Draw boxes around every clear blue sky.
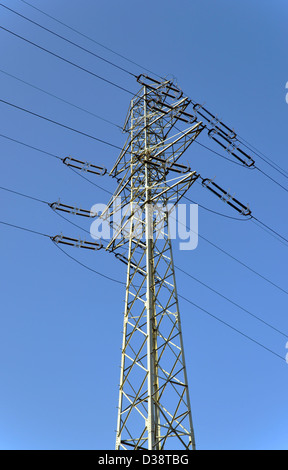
[0,0,287,450]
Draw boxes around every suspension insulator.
[51,234,103,250]
[208,129,255,167]
[193,103,236,140]
[63,156,107,175]
[136,74,183,100]
[201,178,251,216]
[49,200,93,218]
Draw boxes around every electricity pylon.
[46,70,253,449]
[101,75,205,450]
[49,74,252,449]
[50,74,252,450]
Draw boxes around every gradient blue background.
[0,0,287,450]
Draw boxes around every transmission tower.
[43,67,252,449]
[101,75,205,450]
[48,74,251,449]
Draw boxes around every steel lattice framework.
[102,75,205,450]
[46,72,253,450]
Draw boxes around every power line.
[2,168,287,299]
[1,184,286,361]
[185,165,287,247]
[171,91,288,187]
[195,176,288,246]
[0,129,251,204]
[0,86,244,171]
[2,180,284,317]
[19,0,273,197]
[54,197,288,338]
[178,293,285,363]
[0,72,248,171]
[9,65,277,184]
[183,194,252,222]
[0,183,111,245]
[3,2,286,440]
[47,202,288,338]
[0,133,114,195]
[4,29,276,182]
[170,206,288,296]
[194,138,252,168]
[252,215,288,246]
[255,166,288,194]
[1,217,283,363]
[56,180,287,339]
[4,8,286,192]
[6,115,279,250]
[0,183,93,235]
[238,136,288,180]
[0,77,256,215]
[52,209,91,237]
[52,241,126,285]
[1,131,287,296]
[4,180,280,338]
[0,98,122,149]
[0,68,122,130]
[0,184,48,204]
[0,132,61,160]
[0,4,136,78]
[67,167,113,195]
[0,215,124,285]
[0,25,134,96]
[177,88,288,181]
[17,0,163,80]
[2,19,283,189]
[55,240,287,362]
[0,183,104,244]
[0,219,50,238]
[161,96,288,195]
[158,108,249,170]
[0,186,90,235]
[49,191,269,337]
[16,0,287,184]
[0,120,286,283]
[251,218,288,248]
[197,229,288,295]
[175,265,288,338]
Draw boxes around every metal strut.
[135,75,256,168]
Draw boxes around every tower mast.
[103,75,204,450]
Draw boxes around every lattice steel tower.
[102,75,205,450]
[49,73,252,449]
